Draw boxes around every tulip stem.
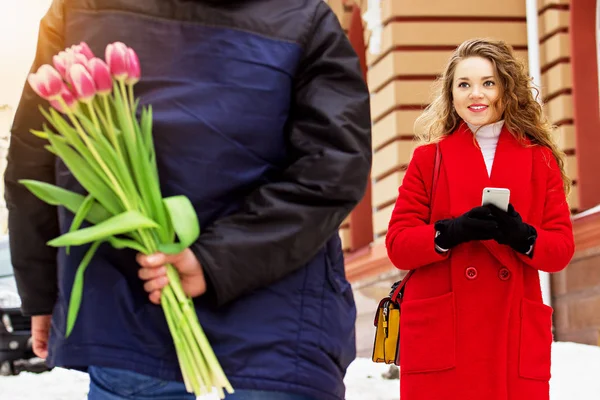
[86,102,100,134]
[118,80,137,141]
[127,84,135,112]
[100,95,125,169]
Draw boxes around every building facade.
[329,0,600,356]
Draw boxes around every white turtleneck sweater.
[467,119,504,176]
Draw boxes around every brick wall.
[553,210,600,345]
[538,0,579,211]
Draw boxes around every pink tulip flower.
[53,49,88,83]
[73,42,94,60]
[125,47,141,85]
[105,42,129,80]
[52,52,68,80]
[69,63,97,102]
[88,58,113,95]
[73,52,89,68]
[50,84,78,114]
[28,65,64,100]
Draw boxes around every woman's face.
[451,56,504,126]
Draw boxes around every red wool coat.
[386,123,575,400]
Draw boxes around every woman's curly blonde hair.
[414,38,571,195]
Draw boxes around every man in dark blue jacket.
[5,0,371,399]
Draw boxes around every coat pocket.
[519,298,553,380]
[400,292,456,373]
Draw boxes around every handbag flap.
[373,297,391,326]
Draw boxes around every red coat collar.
[439,121,532,218]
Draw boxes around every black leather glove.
[487,204,537,255]
[434,206,499,250]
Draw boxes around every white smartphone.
[481,187,510,212]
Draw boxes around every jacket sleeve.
[190,2,372,307]
[518,149,575,272]
[4,0,65,316]
[386,145,449,271]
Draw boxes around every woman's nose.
[469,87,484,99]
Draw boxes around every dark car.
[0,235,49,376]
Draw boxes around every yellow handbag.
[372,143,441,365]
[371,272,413,364]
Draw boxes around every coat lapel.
[439,122,533,268]
[439,122,490,218]
[488,126,533,221]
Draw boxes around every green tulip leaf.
[30,129,49,140]
[65,240,102,338]
[19,180,112,224]
[66,194,96,255]
[108,236,148,254]
[48,210,158,247]
[47,133,123,215]
[44,145,57,155]
[157,196,200,254]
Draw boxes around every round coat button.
[465,266,478,280]
[498,267,511,281]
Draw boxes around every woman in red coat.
[385,38,575,400]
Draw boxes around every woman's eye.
[458,82,469,88]
[484,80,495,87]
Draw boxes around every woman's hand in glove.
[434,206,499,250]
[487,204,537,256]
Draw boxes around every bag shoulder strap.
[390,142,442,302]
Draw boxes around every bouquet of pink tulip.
[22,41,233,398]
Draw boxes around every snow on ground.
[343,358,400,400]
[0,366,89,400]
[1,342,599,400]
[549,342,600,400]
